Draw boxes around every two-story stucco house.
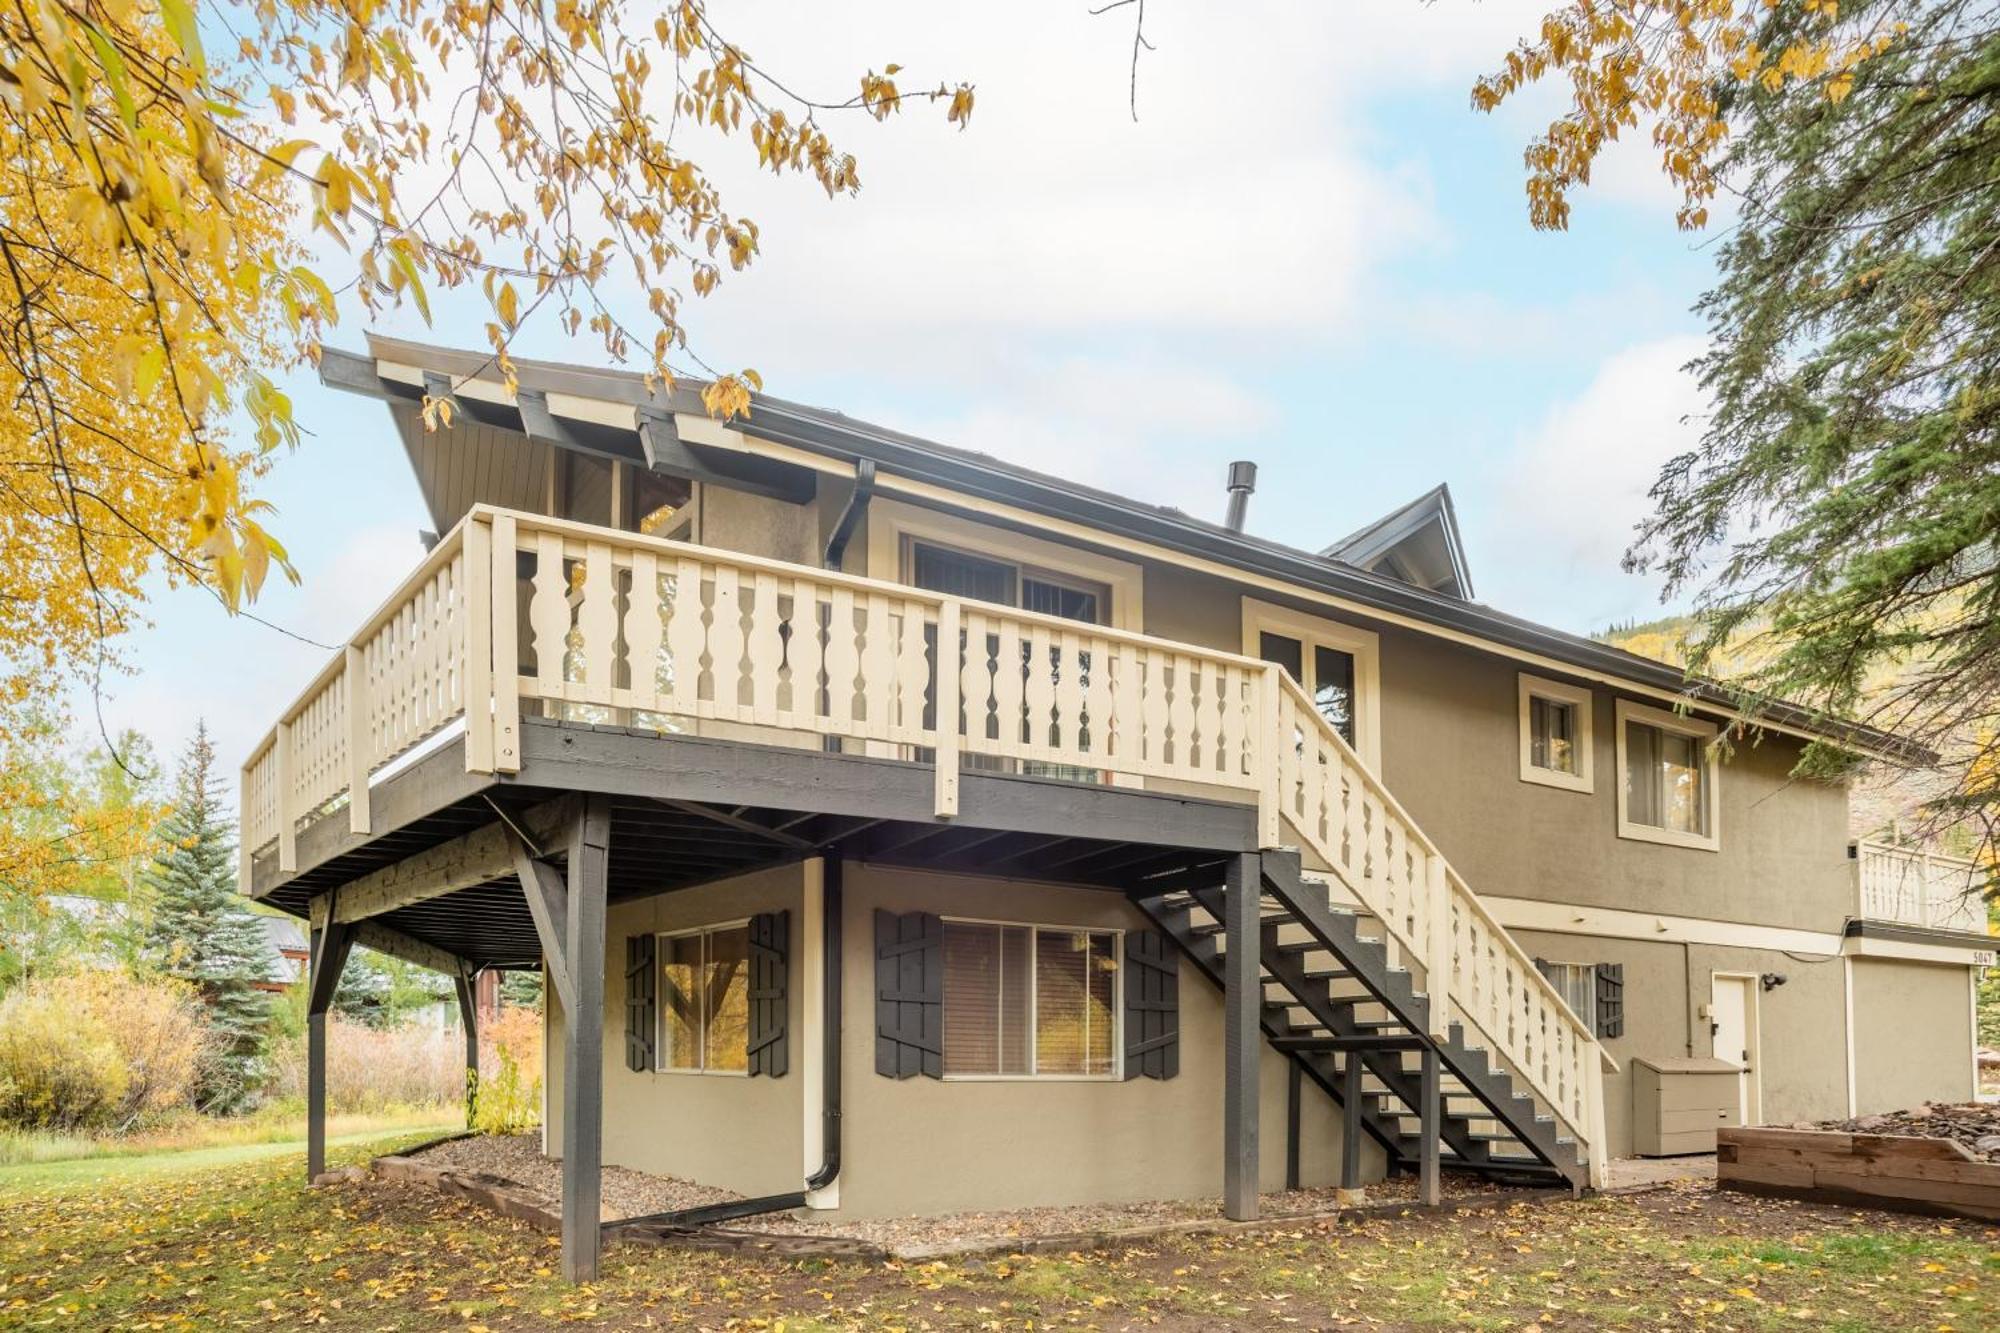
[246,336,1993,1280]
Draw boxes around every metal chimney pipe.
[1223,461,1257,532]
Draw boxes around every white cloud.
[1478,335,1709,627]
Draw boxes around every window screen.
[912,543,1015,604]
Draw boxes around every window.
[1536,961,1598,1032]
[659,923,750,1073]
[1615,700,1720,851]
[1518,674,1594,793]
[941,921,1119,1078]
[910,541,1109,782]
[1243,599,1382,771]
[909,542,1108,625]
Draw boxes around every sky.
[69,1,1731,792]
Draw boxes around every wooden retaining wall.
[1718,1127,2000,1223]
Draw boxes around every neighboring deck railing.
[242,503,1606,1182]
[1852,840,1988,935]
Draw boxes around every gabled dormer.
[1321,484,1472,599]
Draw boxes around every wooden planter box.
[1718,1127,2000,1222]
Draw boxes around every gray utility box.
[1630,1055,1742,1156]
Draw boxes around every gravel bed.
[409,1133,743,1219]
[1811,1101,2000,1160]
[729,1170,1517,1252]
[406,1134,1528,1253]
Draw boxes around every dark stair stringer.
[1133,848,1589,1192]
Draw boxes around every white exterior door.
[1711,975,1760,1124]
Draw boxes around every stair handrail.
[1267,672,1606,1184]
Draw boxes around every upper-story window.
[553,450,693,538]
[1243,599,1382,772]
[1615,700,1720,851]
[1518,674,1594,793]
[909,541,1108,625]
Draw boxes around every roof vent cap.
[1223,461,1257,533]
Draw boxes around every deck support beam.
[1222,851,1261,1221]
[305,913,355,1183]
[454,963,480,1129]
[1285,1059,1302,1192]
[559,796,611,1283]
[1340,1052,1364,1197]
[1418,1047,1442,1207]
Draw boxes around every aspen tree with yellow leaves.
[0,0,972,712]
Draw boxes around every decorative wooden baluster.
[824,587,858,735]
[708,566,746,716]
[1107,645,1133,770]
[893,599,930,741]
[625,551,664,714]
[960,609,991,752]
[993,621,1025,759]
[579,542,618,709]
[1054,629,1084,760]
[1137,649,1168,775]
[665,558,705,715]
[1168,655,1199,775]
[1018,623,1052,760]
[787,577,825,727]
[527,533,570,704]
[858,594,893,741]
[1079,634,1107,765]
[747,572,784,726]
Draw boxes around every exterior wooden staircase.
[1136,850,1588,1189]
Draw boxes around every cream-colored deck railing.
[1852,840,1988,935]
[242,504,1604,1181]
[1273,673,1606,1183]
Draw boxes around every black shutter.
[875,909,943,1078]
[1594,962,1625,1040]
[1122,930,1179,1080]
[748,911,789,1077]
[624,934,656,1073]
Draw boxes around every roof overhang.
[320,336,1929,766]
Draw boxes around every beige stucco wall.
[546,863,806,1198]
[1851,957,1975,1115]
[1506,926,1885,1155]
[548,859,1383,1219]
[838,864,1377,1218]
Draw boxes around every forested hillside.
[1597,616,1944,848]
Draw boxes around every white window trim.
[1538,959,1598,1032]
[937,915,1125,1083]
[654,918,753,1077]
[1614,698,1721,852]
[1518,673,1594,794]
[1241,597,1382,774]
[865,497,1144,633]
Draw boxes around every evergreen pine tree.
[143,722,274,1112]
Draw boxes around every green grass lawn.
[2,1134,1995,1331]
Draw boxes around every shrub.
[265,1015,461,1113]
[472,1005,542,1134]
[0,971,213,1131]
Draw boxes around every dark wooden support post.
[304,915,354,1183]
[1285,1059,1302,1191]
[1418,1046,1441,1207]
[454,964,480,1129]
[560,796,611,1283]
[1339,1052,1364,1200]
[1223,851,1260,1221]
